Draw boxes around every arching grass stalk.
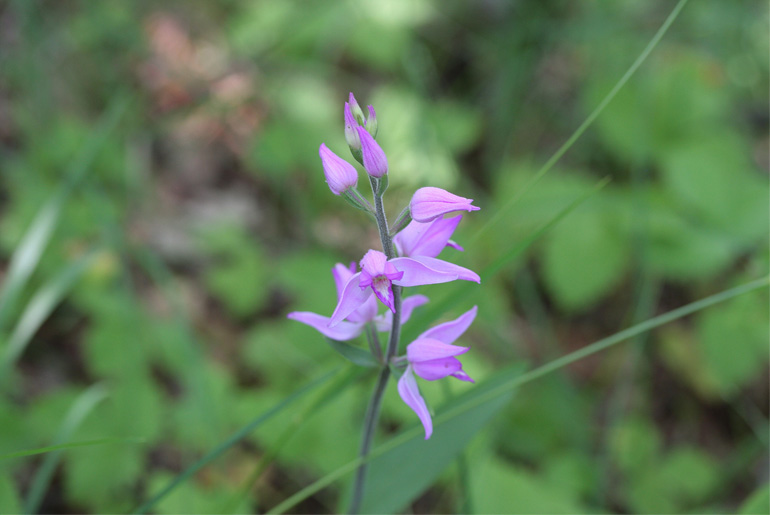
[474,0,690,243]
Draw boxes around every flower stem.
[365,322,383,364]
[349,176,403,514]
[349,366,389,514]
[369,176,395,259]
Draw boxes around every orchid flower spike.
[410,187,480,223]
[357,126,388,177]
[287,262,429,340]
[319,144,358,195]
[397,306,478,439]
[394,215,464,258]
[329,249,480,326]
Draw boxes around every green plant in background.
[0,0,767,513]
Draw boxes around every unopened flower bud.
[319,143,358,195]
[348,92,366,126]
[365,105,378,138]
[357,126,388,178]
[344,102,361,151]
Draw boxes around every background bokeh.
[0,0,768,513]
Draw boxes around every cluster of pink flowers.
[288,93,480,439]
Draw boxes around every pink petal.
[329,272,372,326]
[397,366,433,440]
[360,249,388,277]
[451,369,475,383]
[412,356,463,381]
[405,256,480,283]
[446,239,464,251]
[418,306,478,345]
[287,312,364,341]
[407,337,469,363]
[390,256,480,287]
[410,187,479,223]
[348,294,378,324]
[332,262,357,301]
[393,215,463,258]
[374,294,429,332]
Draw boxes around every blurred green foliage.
[0,0,767,513]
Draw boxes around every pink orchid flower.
[397,306,477,439]
[410,187,479,222]
[287,262,428,340]
[329,250,480,326]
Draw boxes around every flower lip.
[319,143,358,195]
[410,187,479,222]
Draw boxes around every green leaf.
[471,457,584,514]
[698,289,770,395]
[610,416,662,475]
[627,447,719,513]
[0,473,21,515]
[147,472,250,515]
[24,384,109,514]
[132,368,341,514]
[541,200,629,311]
[660,133,769,241]
[326,339,378,368]
[198,224,269,318]
[645,200,735,280]
[739,483,770,515]
[358,364,527,514]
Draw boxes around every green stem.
[349,176,402,513]
[349,366,390,514]
[365,322,383,364]
[369,176,395,259]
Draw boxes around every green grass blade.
[132,367,343,515]
[0,97,128,332]
[0,437,145,461]
[1,251,97,374]
[0,199,62,331]
[24,383,109,514]
[268,276,769,514]
[475,0,689,242]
